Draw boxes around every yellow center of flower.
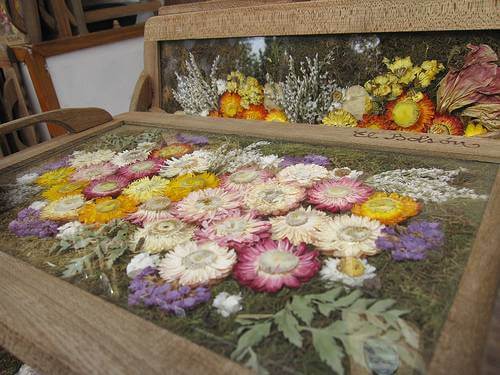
[130,160,154,172]
[142,196,171,211]
[95,181,118,192]
[183,250,217,268]
[364,197,398,213]
[96,200,120,213]
[392,100,420,128]
[179,176,206,189]
[338,226,372,242]
[216,218,247,236]
[150,220,180,234]
[286,211,308,227]
[259,250,299,274]
[326,186,352,198]
[261,189,283,204]
[337,257,366,277]
[158,145,188,158]
[230,170,259,184]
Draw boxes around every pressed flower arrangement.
[0,126,496,375]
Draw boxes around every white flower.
[56,221,85,240]
[320,257,376,287]
[16,172,39,185]
[212,292,243,317]
[126,253,160,278]
[315,214,384,257]
[159,150,212,178]
[130,219,195,253]
[136,142,157,152]
[200,109,209,117]
[41,195,86,221]
[159,241,236,286]
[244,181,305,216]
[258,154,283,170]
[29,200,48,210]
[70,149,115,168]
[112,148,150,167]
[329,167,364,181]
[216,79,227,95]
[277,163,329,188]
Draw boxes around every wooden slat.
[144,41,161,109]
[145,0,500,41]
[116,112,500,163]
[159,0,305,15]
[85,1,161,23]
[0,252,250,375]
[129,71,152,111]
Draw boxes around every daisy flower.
[320,257,376,287]
[70,162,118,182]
[307,178,373,213]
[329,167,364,181]
[130,219,195,253]
[127,196,174,225]
[159,150,212,178]
[196,212,271,249]
[315,214,385,257]
[220,168,273,194]
[122,176,170,203]
[70,149,115,168]
[244,181,305,216]
[78,195,138,224]
[112,148,151,167]
[42,181,87,201]
[41,195,86,221]
[269,206,329,245]
[151,143,193,160]
[117,158,163,180]
[277,163,329,188]
[164,172,219,202]
[36,167,75,187]
[83,175,130,199]
[233,239,320,293]
[159,241,236,286]
[175,188,241,223]
[351,192,421,225]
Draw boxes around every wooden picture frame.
[1,1,499,374]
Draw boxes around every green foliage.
[232,287,424,374]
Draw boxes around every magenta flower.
[307,177,373,213]
[118,158,163,180]
[83,175,130,199]
[233,239,320,293]
[70,162,118,182]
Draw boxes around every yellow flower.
[36,167,75,187]
[165,172,219,202]
[122,176,170,203]
[322,109,358,127]
[265,109,288,123]
[79,195,138,224]
[42,180,87,201]
[383,56,419,85]
[464,122,488,137]
[351,192,421,225]
[226,71,245,93]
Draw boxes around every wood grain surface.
[145,0,500,41]
[130,71,153,112]
[159,0,306,15]
[0,252,251,375]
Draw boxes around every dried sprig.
[266,52,337,124]
[173,53,221,115]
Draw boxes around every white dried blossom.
[266,52,337,124]
[216,79,227,95]
[212,292,243,317]
[258,154,283,170]
[29,201,48,210]
[56,221,86,240]
[126,252,160,278]
[366,168,488,203]
[136,142,157,152]
[0,183,42,210]
[173,53,220,116]
[16,172,39,185]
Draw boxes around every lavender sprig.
[176,133,209,146]
[8,207,59,238]
[280,154,331,168]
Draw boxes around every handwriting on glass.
[353,130,480,149]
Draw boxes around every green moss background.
[0,126,497,374]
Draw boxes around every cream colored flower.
[159,241,236,286]
[126,253,161,278]
[159,150,212,178]
[244,181,305,216]
[112,148,150,167]
[40,195,86,221]
[315,214,384,257]
[130,219,194,253]
[122,176,170,203]
[277,163,328,188]
[212,292,243,317]
[70,149,115,168]
[269,206,329,245]
[127,196,174,225]
[320,257,376,287]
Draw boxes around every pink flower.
[233,239,320,293]
[83,175,130,199]
[196,212,271,249]
[220,168,274,195]
[118,158,163,180]
[307,177,373,213]
[70,162,118,182]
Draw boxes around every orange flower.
[357,114,396,130]
[219,91,242,118]
[385,92,435,132]
[265,109,288,123]
[239,104,268,121]
[427,114,464,136]
[151,143,193,159]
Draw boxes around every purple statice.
[376,221,445,261]
[128,267,211,316]
[36,156,70,173]
[176,133,209,146]
[8,207,59,238]
[280,154,331,168]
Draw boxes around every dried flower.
[70,162,118,182]
[308,178,373,213]
[352,192,420,225]
[159,150,212,178]
[320,257,376,287]
[130,219,195,253]
[279,154,331,168]
[79,196,138,224]
[126,196,174,225]
[213,292,243,317]
[41,195,86,221]
[122,176,170,203]
[164,172,219,202]
[126,253,161,278]
[83,175,130,199]
[112,148,150,167]
[16,172,39,185]
[9,208,59,238]
[175,133,209,145]
[244,181,305,216]
[70,149,115,168]
[277,163,329,188]
[118,158,163,180]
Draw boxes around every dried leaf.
[311,329,345,374]
[275,307,302,348]
[369,299,396,313]
[290,295,315,325]
[231,322,272,361]
[397,318,419,349]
